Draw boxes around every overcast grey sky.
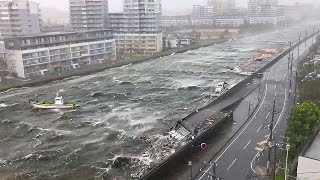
[33,0,318,15]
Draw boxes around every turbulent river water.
[0,24,316,179]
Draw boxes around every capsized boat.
[228,66,253,76]
[30,91,80,109]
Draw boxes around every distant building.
[191,18,215,26]
[41,25,66,33]
[191,5,214,26]
[278,3,308,22]
[0,0,42,39]
[247,0,280,25]
[69,0,109,31]
[207,0,236,15]
[163,36,192,49]
[192,5,214,19]
[162,16,191,27]
[216,16,245,27]
[109,0,163,53]
[4,29,116,78]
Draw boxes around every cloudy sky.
[33,0,317,14]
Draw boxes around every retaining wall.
[140,112,233,180]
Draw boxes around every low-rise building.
[162,16,191,27]
[114,33,163,54]
[191,18,214,26]
[41,25,66,33]
[4,29,116,78]
[216,16,245,27]
[163,36,192,49]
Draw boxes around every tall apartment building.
[0,0,41,39]
[192,5,214,19]
[207,0,236,15]
[248,0,281,25]
[109,0,163,53]
[4,29,116,78]
[69,0,109,32]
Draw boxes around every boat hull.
[31,103,79,109]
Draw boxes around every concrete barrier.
[140,112,233,180]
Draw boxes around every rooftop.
[4,29,112,39]
[304,131,320,161]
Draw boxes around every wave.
[238,48,255,52]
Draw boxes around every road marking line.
[275,92,277,97]
[199,52,281,179]
[199,84,269,179]
[275,84,277,89]
[257,124,263,132]
[227,159,237,171]
[250,88,287,174]
[266,112,270,119]
[249,54,283,175]
[244,140,251,149]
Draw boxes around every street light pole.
[188,161,192,180]
[298,34,301,56]
[305,29,308,51]
[284,144,290,180]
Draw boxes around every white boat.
[30,91,80,109]
[213,82,229,96]
[229,66,253,76]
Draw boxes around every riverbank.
[0,38,228,92]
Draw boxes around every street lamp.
[284,144,291,180]
[188,161,193,180]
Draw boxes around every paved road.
[195,33,318,180]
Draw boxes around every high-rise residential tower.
[207,0,236,15]
[69,0,109,31]
[110,0,163,53]
[0,0,41,39]
[248,0,279,24]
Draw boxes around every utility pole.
[284,144,291,180]
[298,34,301,56]
[312,25,316,45]
[294,71,297,104]
[305,29,308,51]
[267,101,275,175]
[188,161,192,180]
[273,145,277,180]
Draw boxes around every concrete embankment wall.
[203,31,320,110]
[140,32,320,180]
[140,112,233,180]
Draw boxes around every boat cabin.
[54,96,64,105]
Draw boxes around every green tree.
[287,101,320,158]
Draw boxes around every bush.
[286,101,320,158]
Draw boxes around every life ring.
[200,143,207,150]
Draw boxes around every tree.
[286,101,320,158]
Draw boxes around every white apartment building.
[114,33,162,54]
[4,30,116,78]
[162,16,191,27]
[69,0,109,31]
[248,0,280,25]
[191,18,214,26]
[208,0,236,15]
[192,5,214,19]
[109,0,163,53]
[0,0,41,39]
[216,16,245,27]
